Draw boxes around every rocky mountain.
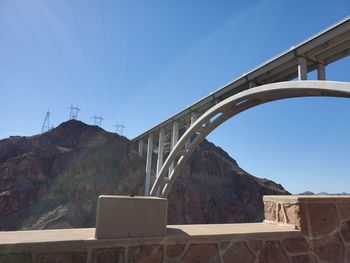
[0,120,288,230]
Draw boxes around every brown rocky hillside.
[0,120,288,230]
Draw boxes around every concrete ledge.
[264,195,350,231]
[1,195,349,262]
[264,195,350,263]
[0,224,302,263]
[264,195,350,204]
[95,195,167,239]
[0,223,300,248]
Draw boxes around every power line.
[69,0,103,111]
[0,118,43,138]
[34,0,93,110]
[100,0,114,116]
[122,0,132,109]
[0,17,68,106]
[12,0,72,104]
[0,18,53,93]
[0,48,61,108]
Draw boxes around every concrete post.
[138,139,144,157]
[190,112,198,125]
[144,134,153,196]
[169,121,179,176]
[156,128,165,174]
[95,195,167,239]
[185,112,198,149]
[154,128,165,196]
[171,122,179,147]
[317,63,326,80]
[298,57,307,80]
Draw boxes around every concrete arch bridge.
[132,17,350,198]
[149,81,350,197]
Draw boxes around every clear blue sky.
[1,0,350,194]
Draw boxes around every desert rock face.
[167,140,288,224]
[0,120,288,230]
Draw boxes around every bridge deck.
[133,16,350,141]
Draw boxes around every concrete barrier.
[95,195,167,239]
[1,195,350,262]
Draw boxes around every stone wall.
[0,195,349,263]
[264,195,350,263]
[0,233,310,263]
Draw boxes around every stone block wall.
[0,236,316,263]
[264,195,350,263]
[1,195,349,263]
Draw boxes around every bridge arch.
[150,81,350,197]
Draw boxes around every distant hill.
[298,191,315,195]
[299,191,350,195]
[0,120,288,230]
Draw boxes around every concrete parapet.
[264,195,350,263]
[0,195,350,262]
[0,223,300,263]
[95,195,167,239]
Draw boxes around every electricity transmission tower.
[114,123,125,136]
[67,105,80,120]
[92,115,103,127]
[41,111,51,133]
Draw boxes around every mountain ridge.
[0,120,289,230]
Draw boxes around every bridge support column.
[317,63,326,80]
[298,57,307,80]
[185,112,198,149]
[155,128,165,195]
[169,121,179,176]
[156,128,165,174]
[138,139,144,157]
[145,134,153,195]
[191,112,198,124]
